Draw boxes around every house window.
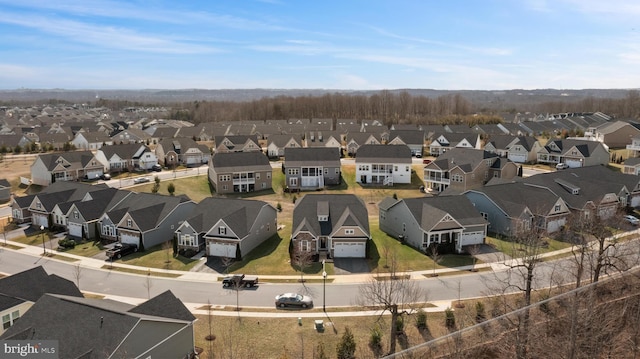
[267,172,271,179]
[256,173,260,179]
[36,202,42,209]
[219,226,227,235]
[554,205,561,212]
[127,219,132,227]
[403,223,406,231]
[394,166,398,171]
[219,175,230,181]
[406,166,410,172]
[301,240,309,252]
[2,310,20,330]
[335,168,339,174]
[222,185,228,190]
[324,168,328,174]
[480,212,489,221]
[289,177,298,186]
[288,168,299,175]
[345,229,355,235]
[181,234,194,246]
[380,209,386,220]
[74,211,79,219]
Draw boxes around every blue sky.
[0,0,638,90]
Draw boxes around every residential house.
[110,127,151,144]
[156,137,210,167]
[585,120,640,149]
[0,179,9,203]
[70,131,113,150]
[537,138,610,168]
[28,182,108,228]
[284,147,341,191]
[423,148,519,194]
[175,197,277,258]
[37,132,72,151]
[623,157,640,175]
[465,182,571,237]
[100,192,196,250]
[0,266,82,336]
[388,130,425,156]
[428,132,481,157]
[208,152,272,194]
[11,195,34,224]
[345,132,382,156]
[626,136,640,158]
[0,290,197,359]
[522,165,640,217]
[305,130,343,154]
[355,144,412,185]
[214,135,261,153]
[66,188,132,240]
[483,135,543,163]
[31,151,105,185]
[95,143,158,172]
[291,194,370,260]
[266,134,302,158]
[378,195,487,253]
[0,134,32,152]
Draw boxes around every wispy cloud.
[0,0,293,31]
[367,26,512,56]
[0,14,219,54]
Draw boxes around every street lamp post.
[40,225,46,255]
[322,260,327,312]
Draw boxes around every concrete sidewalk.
[3,225,638,316]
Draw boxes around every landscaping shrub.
[369,325,382,349]
[475,302,486,323]
[445,307,456,329]
[58,238,76,249]
[415,309,428,330]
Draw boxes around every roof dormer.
[317,201,329,222]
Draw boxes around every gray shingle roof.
[182,197,271,238]
[212,151,270,168]
[292,194,369,237]
[284,147,340,163]
[0,266,82,303]
[355,144,411,163]
[400,195,486,230]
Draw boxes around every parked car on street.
[100,173,112,180]
[222,274,259,288]
[624,215,639,226]
[133,177,150,184]
[151,164,162,172]
[275,293,313,309]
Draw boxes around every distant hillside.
[0,88,636,106]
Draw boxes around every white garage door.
[547,217,566,233]
[33,213,48,228]
[85,169,103,180]
[68,222,83,237]
[508,154,527,163]
[631,196,640,208]
[460,232,484,246]
[333,242,366,258]
[120,232,140,246]
[208,242,237,258]
[565,159,582,168]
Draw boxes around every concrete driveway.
[332,258,370,275]
[469,244,512,263]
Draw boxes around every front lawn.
[117,242,201,271]
[62,240,106,257]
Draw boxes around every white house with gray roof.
[31,151,105,185]
[537,138,609,168]
[379,195,487,253]
[355,144,412,185]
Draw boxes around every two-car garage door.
[460,232,484,246]
[120,231,141,246]
[208,242,237,258]
[333,242,366,258]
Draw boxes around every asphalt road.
[0,244,625,309]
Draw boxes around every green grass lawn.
[117,242,201,271]
[485,235,573,258]
[134,175,213,202]
[63,240,107,257]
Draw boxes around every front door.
[320,237,327,250]
[360,175,367,184]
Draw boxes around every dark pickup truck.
[222,274,259,288]
[106,243,138,259]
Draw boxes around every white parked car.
[556,163,569,170]
[133,177,150,184]
[624,215,639,226]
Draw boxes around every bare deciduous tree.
[291,243,314,284]
[357,264,428,355]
